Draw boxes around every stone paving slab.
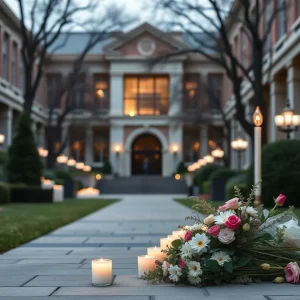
[0,287,57,296]
[0,298,149,300]
[0,275,36,287]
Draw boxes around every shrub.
[6,113,43,186]
[43,169,56,180]
[0,150,7,166]
[54,169,73,180]
[102,160,112,174]
[202,180,211,195]
[247,140,300,207]
[226,183,248,200]
[0,182,10,204]
[209,168,237,182]
[194,164,221,190]
[55,179,64,185]
[10,186,53,203]
[176,161,188,174]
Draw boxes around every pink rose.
[184,231,193,242]
[225,198,241,210]
[275,194,287,206]
[178,258,186,269]
[218,228,235,244]
[208,225,221,238]
[219,205,227,211]
[285,262,300,283]
[225,215,241,230]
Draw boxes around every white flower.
[278,218,300,248]
[210,251,231,266]
[214,210,235,225]
[188,274,201,285]
[188,261,202,277]
[240,206,258,218]
[168,264,182,282]
[263,209,269,219]
[162,261,169,277]
[180,242,193,259]
[190,223,203,231]
[218,228,235,244]
[190,233,210,253]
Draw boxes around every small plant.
[102,160,112,174]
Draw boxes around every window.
[47,73,62,108]
[124,75,169,116]
[94,74,109,111]
[11,42,18,86]
[2,33,9,80]
[278,0,287,38]
[19,54,24,91]
[207,74,222,110]
[264,0,272,51]
[183,128,200,162]
[93,128,109,163]
[71,73,85,109]
[183,74,200,110]
[70,141,85,162]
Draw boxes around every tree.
[6,113,43,185]
[152,0,284,144]
[44,7,135,169]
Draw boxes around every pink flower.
[208,225,221,238]
[184,231,193,242]
[275,194,287,206]
[285,262,300,283]
[218,228,235,244]
[225,198,241,210]
[219,205,227,211]
[178,258,186,269]
[225,215,241,230]
[203,214,214,225]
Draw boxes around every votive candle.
[172,230,185,239]
[160,237,173,249]
[92,258,112,286]
[147,246,165,261]
[137,255,156,278]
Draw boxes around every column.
[85,126,93,165]
[287,62,300,139]
[61,124,69,156]
[200,125,208,158]
[269,77,286,141]
[0,107,13,148]
[168,74,182,116]
[109,74,123,116]
[168,122,183,176]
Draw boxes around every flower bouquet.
[143,184,300,285]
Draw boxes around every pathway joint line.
[264,296,272,300]
[65,250,73,255]
[21,275,38,287]
[49,287,60,296]
[203,287,210,296]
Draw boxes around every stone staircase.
[96,176,187,194]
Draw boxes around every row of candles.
[91,229,185,286]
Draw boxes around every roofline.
[0,0,21,31]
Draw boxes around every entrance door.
[131,134,162,175]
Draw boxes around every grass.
[0,198,117,253]
[175,198,300,218]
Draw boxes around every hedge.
[247,140,300,207]
[194,164,221,191]
[209,167,237,182]
[202,180,211,195]
[176,161,188,174]
[0,182,10,204]
[226,183,248,200]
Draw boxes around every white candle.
[172,230,185,239]
[254,126,262,198]
[92,259,112,286]
[137,255,156,278]
[160,237,173,249]
[53,185,64,203]
[147,246,165,261]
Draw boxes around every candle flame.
[253,106,263,127]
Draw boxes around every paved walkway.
[0,195,299,299]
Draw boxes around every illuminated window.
[124,75,169,116]
[70,140,85,162]
[183,74,200,109]
[94,74,109,111]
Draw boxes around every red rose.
[225,215,241,230]
[178,258,186,269]
[208,225,221,238]
[184,231,193,242]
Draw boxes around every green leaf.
[171,239,181,249]
[236,257,251,267]
[224,262,233,273]
[225,249,235,256]
[206,260,221,272]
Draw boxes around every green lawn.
[0,199,117,253]
[175,198,300,218]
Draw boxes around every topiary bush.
[0,182,10,204]
[102,160,112,174]
[193,164,221,191]
[54,169,73,181]
[247,140,300,207]
[202,180,211,195]
[6,113,43,186]
[176,161,188,174]
[209,168,237,182]
[226,183,248,200]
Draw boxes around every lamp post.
[114,145,121,177]
[211,147,224,165]
[253,106,263,206]
[231,137,248,172]
[171,145,179,174]
[274,99,300,139]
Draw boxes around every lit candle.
[172,230,185,239]
[53,184,64,203]
[147,246,165,261]
[137,255,156,278]
[92,258,112,286]
[160,237,173,249]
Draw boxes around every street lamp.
[38,147,48,158]
[171,145,179,156]
[56,154,68,164]
[203,155,215,164]
[211,147,224,159]
[67,158,76,167]
[0,134,5,145]
[83,165,91,172]
[114,144,122,177]
[231,137,248,172]
[75,162,84,170]
[274,100,300,139]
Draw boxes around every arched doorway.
[131,134,162,175]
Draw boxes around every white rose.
[203,214,215,225]
[279,219,300,248]
[218,228,235,244]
